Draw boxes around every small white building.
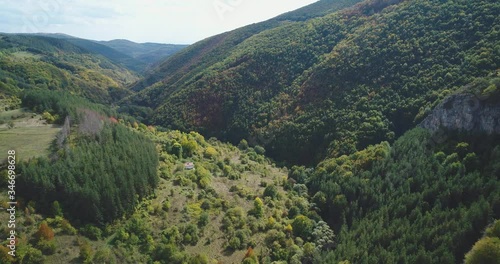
[184,162,195,170]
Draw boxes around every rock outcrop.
[420,93,500,134]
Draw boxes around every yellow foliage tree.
[465,237,500,264]
[204,147,218,159]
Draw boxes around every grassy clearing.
[11,51,43,60]
[0,109,60,162]
[0,126,61,161]
[0,108,26,120]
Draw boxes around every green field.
[0,109,60,163]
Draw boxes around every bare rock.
[420,93,500,134]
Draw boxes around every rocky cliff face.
[420,93,500,134]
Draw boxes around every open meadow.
[0,109,60,163]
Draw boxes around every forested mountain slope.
[302,76,500,263]
[63,38,147,73]
[125,0,363,93]
[25,33,188,72]
[309,127,500,263]
[0,34,139,104]
[127,0,500,165]
[1,89,325,263]
[0,0,499,263]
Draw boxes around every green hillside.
[124,0,363,93]
[25,33,187,72]
[0,92,323,263]
[127,0,499,165]
[309,127,500,263]
[0,34,139,103]
[0,0,499,263]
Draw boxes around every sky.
[0,0,318,44]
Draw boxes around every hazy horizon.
[0,0,318,44]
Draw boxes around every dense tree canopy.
[1,0,499,263]
[0,34,138,103]
[18,111,158,224]
[127,0,499,165]
[309,128,500,263]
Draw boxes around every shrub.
[80,225,102,240]
[36,240,56,255]
[153,243,188,263]
[191,254,209,264]
[196,166,212,188]
[51,201,63,217]
[93,247,117,264]
[181,138,198,157]
[254,145,266,155]
[292,215,314,239]
[264,185,279,199]
[61,219,77,235]
[42,111,56,123]
[162,226,181,245]
[114,228,130,243]
[201,200,211,210]
[79,239,93,264]
[222,207,246,231]
[267,216,277,230]
[182,224,199,245]
[238,139,249,150]
[198,212,209,228]
[251,197,264,218]
[174,174,192,186]
[171,143,183,158]
[21,246,45,264]
[228,171,241,180]
[264,229,286,247]
[229,237,242,250]
[243,256,258,264]
[223,165,233,177]
[233,229,251,249]
[293,184,308,197]
[163,200,171,211]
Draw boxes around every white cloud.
[0,0,318,44]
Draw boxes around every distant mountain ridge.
[0,33,188,103]
[97,39,188,69]
[0,33,138,103]
[15,33,187,73]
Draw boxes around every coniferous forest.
[1,0,500,263]
[18,117,159,225]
